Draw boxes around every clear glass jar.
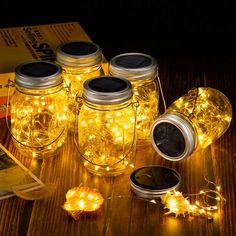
[77,76,137,176]
[56,41,104,130]
[10,61,68,159]
[109,53,159,144]
[151,87,232,161]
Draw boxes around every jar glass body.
[60,64,104,100]
[78,100,136,176]
[11,84,68,159]
[56,41,104,132]
[167,87,232,148]
[151,87,232,162]
[109,53,159,144]
[131,76,159,143]
[58,63,104,130]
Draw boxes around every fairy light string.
[160,177,226,218]
[62,186,104,220]
[62,180,225,221]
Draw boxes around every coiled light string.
[160,177,226,219]
[62,176,225,221]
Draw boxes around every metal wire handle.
[5,79,67,149]
[156,71,166,112]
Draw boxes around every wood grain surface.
[0,63,235,236]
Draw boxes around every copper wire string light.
[62,186,104,220]
[160,178,226,219]
[62,175,225,221]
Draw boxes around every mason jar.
[56,41,104,130]
[10,61,68,159]
[150,87,232,161]
[77,76,137,176]
[109,53,159,144]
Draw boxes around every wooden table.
[0,63,235,236]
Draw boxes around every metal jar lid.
[83,76,132,105]
[130,165,181,199]
[150,113,196,161]
[15,61,62,89]
[56,41,102,67]
[109,53,157,81]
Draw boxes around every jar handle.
[74,101,138,168]
[156,71,166,112]
[5,79,66,150]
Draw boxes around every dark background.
[1,1,236,67]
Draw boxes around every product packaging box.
[0,21,107,118]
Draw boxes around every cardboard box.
[0,21,108,118]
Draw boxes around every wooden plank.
[204,69,236,236]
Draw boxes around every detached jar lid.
[150,113,196,161]
[109,53,157,81]
[83,76,132,105]
[15,61,62,89]
[130,165,181,199]
[56,41,102,67]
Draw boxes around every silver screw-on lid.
[130,165,181,198]
[56,41,102,67]
[83,76,132,105]
[109,52,157,81]
[150,113,196,161]
[15,61,62,89]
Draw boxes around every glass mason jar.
[56,41,104,130]
[77,76,137,176]
[150,87,232,161]
[10,61,68,159]
[109,53,159,144]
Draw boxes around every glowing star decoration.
[62,187,104,220]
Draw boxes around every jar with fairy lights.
[109,53,159,144]
[10,61,68,159]
[77,76,137,176]
[56,41,104,130]
[150,87,232,161]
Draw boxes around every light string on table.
[160,177,226,219]
[61,176,225,221]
